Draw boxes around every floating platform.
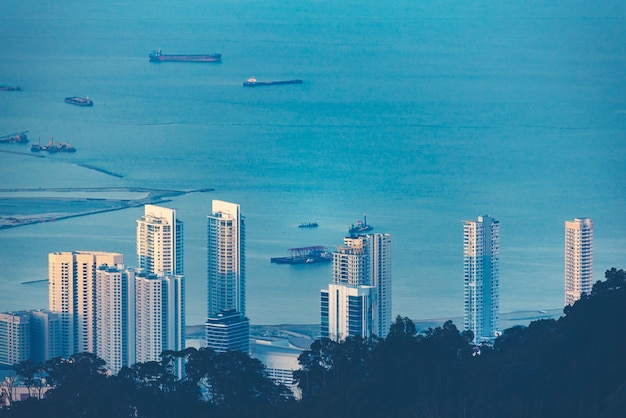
[271,246,332,264]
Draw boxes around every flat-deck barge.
[271,246,332,264]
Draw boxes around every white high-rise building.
[0,312,31,366]
[207,200,246,317]
[137,204,184,276]
[48,251,123,357]
[206,200,248,352]
[95,265,135,374]
[135,204,185,374]
[322,233,392,341]
[565,218,593,307]
[135,272,185,376]
[463,215,500,343]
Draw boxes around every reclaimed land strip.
[0,187,214,230]
[77,163,124,178]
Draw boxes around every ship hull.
[244,79,303,87]
[64,97,93,107]
[0,131,28,144]
[150,54,221,63]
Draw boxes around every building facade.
[205,309,250,353]
[134,272,185,375]
[463,215,500,343]
[0,312,30,366]
[95,265,135,374]
[29,310,62,363]
[137,204,184,276]
[564,218,593,307]
[322,233,392,341]
[48,251,124,357]
[207,200,246,317]
[206,200,249,352]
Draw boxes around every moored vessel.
[64,96,93,107]
[0,131,28,144]
[243,77,303,87]
[270,246,332,264]
[0,85,22,91]
[31,137,76,153]
[149,49,221,63]
[349,212,373,236]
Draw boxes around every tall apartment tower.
[137,204,184,276]
[95,265,136,374]
[0,312,31,366]
[48,251,124,357]
[135,204,185,374]
[206,200,249,353]
[564,218,593,307]
[29,310,62,363]
[463,215,500,343]
[135,272,185,376]
[322,233,392,341]
[0,310,62,366]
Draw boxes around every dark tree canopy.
[3,268,625,418]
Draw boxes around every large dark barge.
[243,77,303,87]
[0,131,28,144]
[271,246,332,264]
[149,49,222,63]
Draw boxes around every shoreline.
[186,308,565,340]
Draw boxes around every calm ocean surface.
[0,0,625,326]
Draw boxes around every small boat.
[299,222,318,228]
[0,85,22,91]
[243,77,303,87]
[64,96,93,107]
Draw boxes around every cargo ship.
[243,77,303,87]
[0,131,28,144]
[299,222,318,228]
[64,96,93,107]
[0,85,22,91]
[31,137,76,153]
[149,49,221,63]
[271,246,332,264]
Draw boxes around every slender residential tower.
[135,205,185,375]
[48,251,123,357]
[564,218,593,307]
[134,272,185,376]
[463,216,500,343]
[206,200,249,353]
[322,233,392,341]
[137,204,184,276]
[95,265,135,374]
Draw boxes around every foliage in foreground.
[2,268,625,418]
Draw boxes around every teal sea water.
[0,0,625,326]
